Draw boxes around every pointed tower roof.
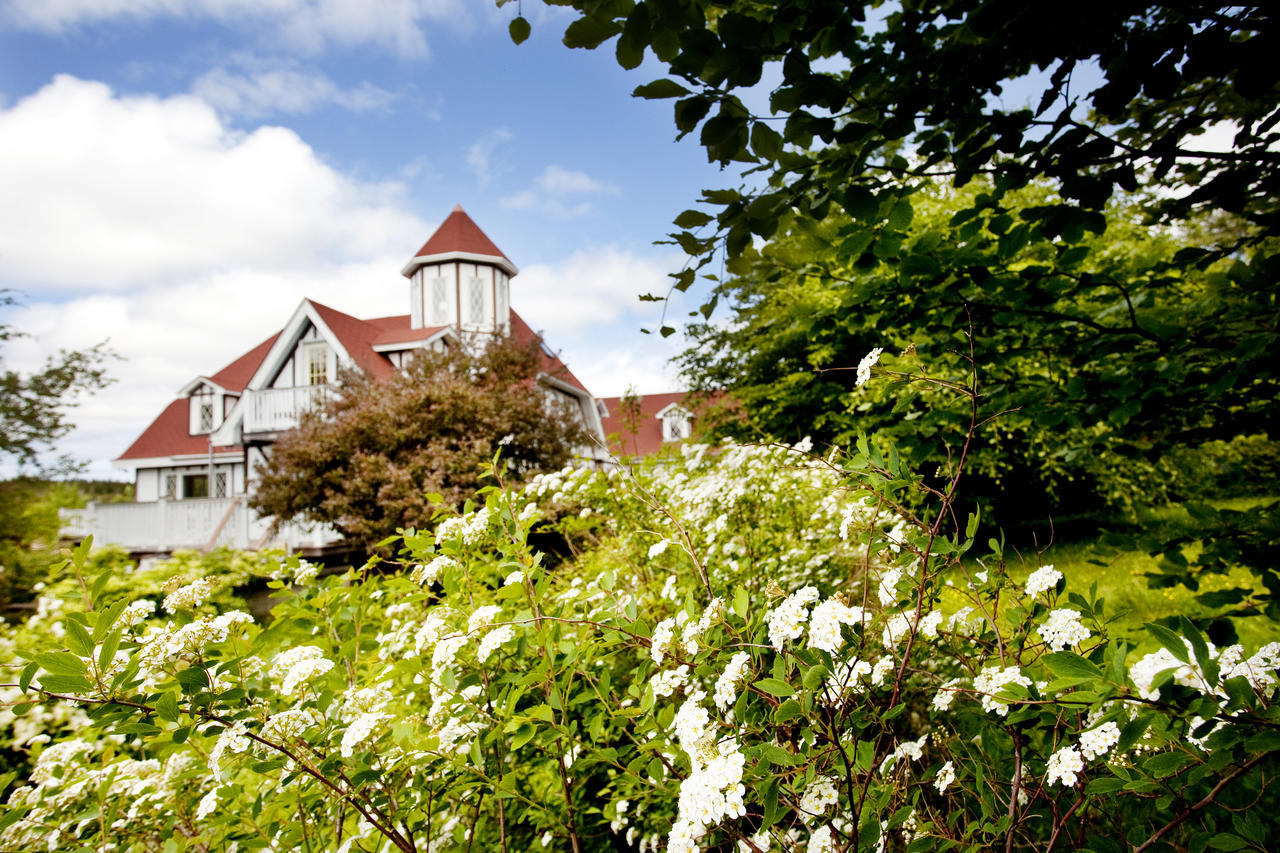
[401,205,518,278]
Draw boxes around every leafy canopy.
[679,181,1278,522]
[249,335,591,546]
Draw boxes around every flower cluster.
[1024,564,1062,598]
[1038,608,1091,651]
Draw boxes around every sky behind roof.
[0,1,733,477]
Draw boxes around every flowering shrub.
[3,369,1279,850]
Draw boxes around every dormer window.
[657,403,693,443]
[189,384,218,435]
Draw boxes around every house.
[61,207,606,555]
[597,391,731,458]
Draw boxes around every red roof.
[509,311,591,394]
[209,333,278,391]
[119,304,594,463]
[118,399,243,461]
[410,205,512,267]
[596,391,732,458]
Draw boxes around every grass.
[1001,495,1278,651]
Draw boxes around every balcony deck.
[59,498,342,555]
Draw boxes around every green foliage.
[3,383,1278,851]
[249,335,591,547]
[675,183,1279,528]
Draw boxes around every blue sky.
[0,1,732,477]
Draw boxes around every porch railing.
[59,498,341,553]
[242,385,332,434]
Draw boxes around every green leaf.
[773,699,803,723]
[93,598,128,642]
[633,79,690,100]
[1145,622,1189,663]
[35,651,88,677]
[508,16,531,45]
[562,15,621,50]
[1040,652,1104,681]
[38,674,94,694]
[510,722,536,750]
[751,121,783,161]
[65,619,94,658]
[19,661,37,693]
[1144,751,1195,779]
[753,678,795,698]
[1206,834,1248,850]
[760,744,795,767]
[155,691,180,724]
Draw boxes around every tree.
[678,181,1279,525]
[249,336,592,546]
[527,2,1276,270]
[514,3,1280,493]
[1,292,113,472]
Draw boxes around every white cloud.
[465,127,513,187]
[514,245,684,341]
[500,164,620,218]
[0,0,471,58]
[192,59,396,118]
[0,75,425,294]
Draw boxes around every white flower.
[118,599,156,629]
[196,787,220,820]
[650,666,689,698]
[648,539,670,559]
[269,646,334,696]
[856,347,884,387]
[467,605,502,634]
[973,665,1031,716]
[503,570,525,586]
[162,577,218,613]
[341,712,391,758]
[651,617,676,665]
[1079,721,1121,761]
[477,625,516,662]
[870,657,896,687]
[807,825,836,853]
[411,555,457,586]
[1025,564,1062,598]
[934,760,956,792]
[1046,745,1083,787]
[209,722,251,778]
[714,651,752,712]
[932,677,963,711]
[877,567,902,606]
[261,709,319,743]
[765,586,820,650]
[798,775,838,820]
[919,610,944,638]
[808,597,864,654]
[1038,608,1091,651]
[291,559,318,585]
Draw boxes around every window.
[304,343,329,386]
[431,277,449,324]
[164,474,177,499]
[182,474,208,499]
[661,408,692,442]
[468,278,485,325]
[191,386,216,434]
[495,281,508,325]
[214,471,228,498]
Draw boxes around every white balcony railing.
[59,499,342,553]
[243,385,332,434]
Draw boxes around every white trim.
[401,250,518,278]
[176,376,228,396]
[370,327,454,353]
[114,451,244,471]
[654,402,692,420]
[212,299,356,445]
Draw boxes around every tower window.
[431,277,449,324]
[468,278,485,325]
